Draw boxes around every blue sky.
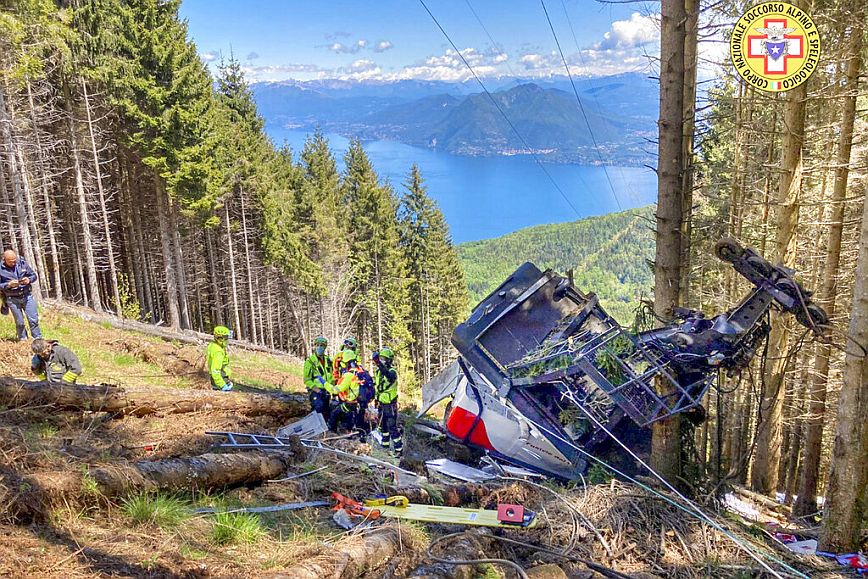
[178,0,662,82]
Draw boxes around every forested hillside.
[0,0,468,387]
[459,207,654,323]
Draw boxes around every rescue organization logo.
[729,2,821,93]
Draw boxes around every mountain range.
[252,73,658,166]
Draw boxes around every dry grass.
[0,303,844,578]
[0,304,304,392]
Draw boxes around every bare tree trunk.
[0,88,38,277]
[752,75,809,495]
[239,188,259,343]
[225,202,242,336]
[26,81,62,299]
[794,18,862,518]
[819,140,868,552]
[204,227,224,326]
[154,180,180,328]
[651,0,687,484]
[167,198,191,329]
[679,0,698,308]
[0,378,310,418]
[81,79,121,315]
[65,86,104,312]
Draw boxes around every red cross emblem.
[747,18,804,75]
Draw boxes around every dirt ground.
[0,305,852,578]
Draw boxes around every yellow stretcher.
[360,495,538,528]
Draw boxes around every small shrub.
[586,463,612,485]
[122,493,190,528]
[210,512,264,545]
[80,471,102,498]
[36,422,58,439]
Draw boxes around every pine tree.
[398,164,468,383]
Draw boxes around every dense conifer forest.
[0,0,468,388]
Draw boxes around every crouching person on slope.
[31,338,82,384]
[207,326,234,391]
[372,348,402,456]
[304,336,334,422]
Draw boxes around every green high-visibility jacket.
[304,353,334,393]
[374,363,398,404]
[206,341,232,388]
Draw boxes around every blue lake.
[267,127,657,244]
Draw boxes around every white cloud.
[200,51,218,62]
[243,63,325,81]
[246,51,260,61]
[328,39,368,54]
[519,53,547,69]
[596,12,659,50]
[373,40,393,52]
[349,59,377,71]
[492,52,509,64]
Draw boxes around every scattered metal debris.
[193,501,330,514]
[267,465,329,483]
[276,412,328,439]
[301,439,424,487]
[425,458,495,483]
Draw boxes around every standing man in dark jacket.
[0,250,41,341]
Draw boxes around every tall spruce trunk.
[154,180,181,329]
[751,81,808,496]
[65,86,103,312]
[0,88,38,281]
[225,202,242,336]
[81,79,121,315]
[679,0,698,307]
[794,17,863,518]
[819,129,868,551]
[26,81,62,299]
[168,198,191,329]
[651,0,687,483]
[239,188,258,343]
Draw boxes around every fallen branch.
[44,298,294,357]
[265,527,403,579]
[0,378,309,418]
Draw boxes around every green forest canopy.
[458,207,655,324]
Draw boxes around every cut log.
[44,298,295,357]
[0,378,309,418]
[732,485,788,514]
[7,449,301,521]
[265,527,402,579]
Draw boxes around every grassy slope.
[458,206,655,324]
[0,304,303,391]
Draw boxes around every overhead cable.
[419,0,583,219]
[540,0,622,211]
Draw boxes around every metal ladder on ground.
[206,431,296,448]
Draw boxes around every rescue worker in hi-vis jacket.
[303,336,335,422]
[372,347,402,456]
